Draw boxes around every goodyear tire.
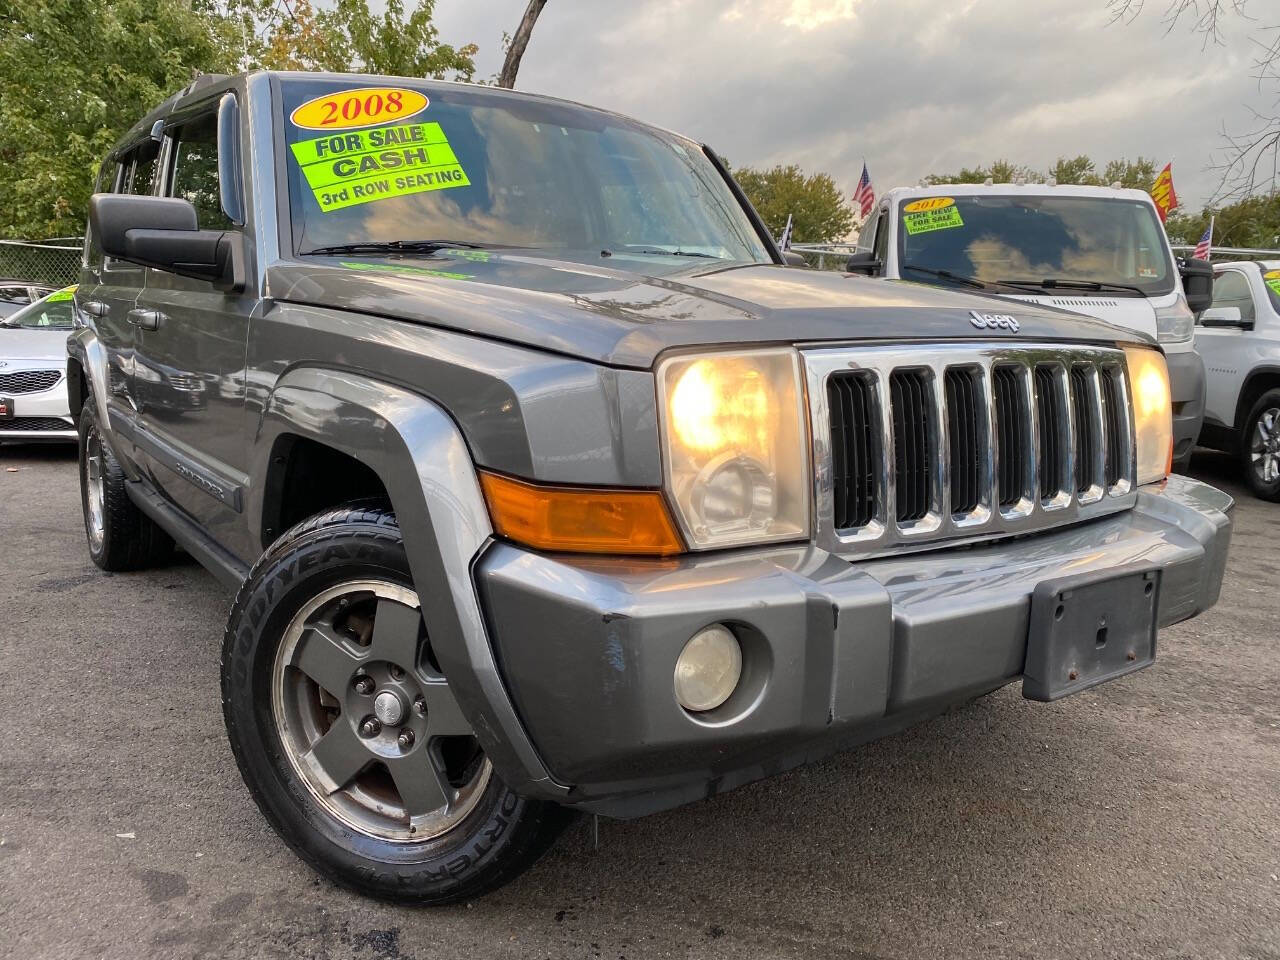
[221,502,570,904]
[77,404,173,571]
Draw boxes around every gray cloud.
[431,0,1274,212]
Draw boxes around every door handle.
[82,300,108,318]
[127,309,164,331]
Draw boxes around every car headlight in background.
[1154,293,1195,344]
[657,348,810,549]
[1124,345,1173,485]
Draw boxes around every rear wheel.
[1241,389,1280,501]
[221,503,570,903]
[77,404,173,570]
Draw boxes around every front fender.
[254,365,568,801]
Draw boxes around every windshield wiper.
[302,239,488,256]
[901,264,988,290]
[623,248,720,259]
[997,277,1146,296]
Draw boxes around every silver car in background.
[0,287,77,442]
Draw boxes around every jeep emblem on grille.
[969,310,1020,333]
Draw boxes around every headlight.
[1155,293,1194,344]
[657,348,810,549]
[1124,345,1172,485]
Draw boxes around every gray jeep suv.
[68,71,1233,904]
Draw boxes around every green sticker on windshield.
[46,285,76,302]
[1266,270,1280,296]
[903,203,964,235]
[291,122,470,213]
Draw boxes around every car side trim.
[133,423,245,512]
[125,479,250,588]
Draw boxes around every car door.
[1196,266,1258,429]
[131,91,256,552]
[75,141,162,459]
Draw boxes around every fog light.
[674,624,742,712]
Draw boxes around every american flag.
[1193,216,1214,260]
[853,162,875,218]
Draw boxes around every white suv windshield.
[280,79,770,272]
[897,194,1174,296]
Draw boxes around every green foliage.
[733,164,854,244]
[0,0,479,240]
[0,0,236,238]
[1165,194,1280,249]
[924,155,1160,190]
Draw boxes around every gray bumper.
[476,476,1232,816]
[1166,348,1206,464]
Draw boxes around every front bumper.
[0,370,75,441]
[1165,346,1205,466]
[476,475,1232,817]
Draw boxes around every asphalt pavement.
[1,443,1277,960]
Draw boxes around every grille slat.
[993,366,1025,508]
[0,416,74,432]
[890,371,932,523]
[821,345,1134,553]
[826,373,876,529]
[945,368,981,514]
[0,369,60,394]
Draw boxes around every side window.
[123,141,161,196]
[167,111,235,231]
[872,209,890,265]
[1208,270,1256,324]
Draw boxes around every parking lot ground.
[1,443,1278,960]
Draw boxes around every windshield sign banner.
[902,197,964,235]
[290,88,429,130]
[290,122,470,212]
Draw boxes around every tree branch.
[497,0,547,89]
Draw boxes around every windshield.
[0,289,75,329]
[280,79,770,271]
[897,194,1174,295]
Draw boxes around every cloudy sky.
[429,0,1276,212]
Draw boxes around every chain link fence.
[0,238,83,288]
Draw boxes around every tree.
[0,0,239,238]
[922,155,1161,190]
[733,164,854,243]
[1108,0,1280,200]
[923,158,1040,185]
[498,0,548,89]
[1165,193,1280,247]
[247,0,478,79]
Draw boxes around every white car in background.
[0,286,77,442]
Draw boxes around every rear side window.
[1209,270,1255,323]
[168,112,234,231]
[123,141,161,196]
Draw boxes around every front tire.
[221,503,569,904]
[77,404,173,570]
[1240,389,1280,501]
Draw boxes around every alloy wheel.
[271,580,491,842]
[84,428,105,551]
[1251,407,1280,484]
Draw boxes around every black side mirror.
[89,194,245,292]
[845,251,882,275]
[1179,257,1213,314]
[781,250,809,267]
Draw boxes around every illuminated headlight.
[1125,346,1173,485]
[657,348,810,549]
[1155,293,1194,344]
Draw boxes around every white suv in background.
[1196,260,1280,499]
[848,184,1212,471]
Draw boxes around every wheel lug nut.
[359,717,381,738]
[389,664,405,681]
[397,729,415,750]
[414,697,426,715]
[353,676,375,695]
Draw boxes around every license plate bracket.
[1023,567,1159,702]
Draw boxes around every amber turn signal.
[478,471,685,556]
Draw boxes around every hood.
[267,252,1146,369]
[0,327,73,364]
[1001,293,1158,339]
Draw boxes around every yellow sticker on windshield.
[291,122,469,213]
[903,197,954,213]
[46,286,76,302]
[1266,269,1280,295]
[291,88,429,131]
[903,199,963,235]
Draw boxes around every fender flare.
[254,365,569,800]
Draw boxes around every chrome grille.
[0,369,60,394]
[806,343,1135,558]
